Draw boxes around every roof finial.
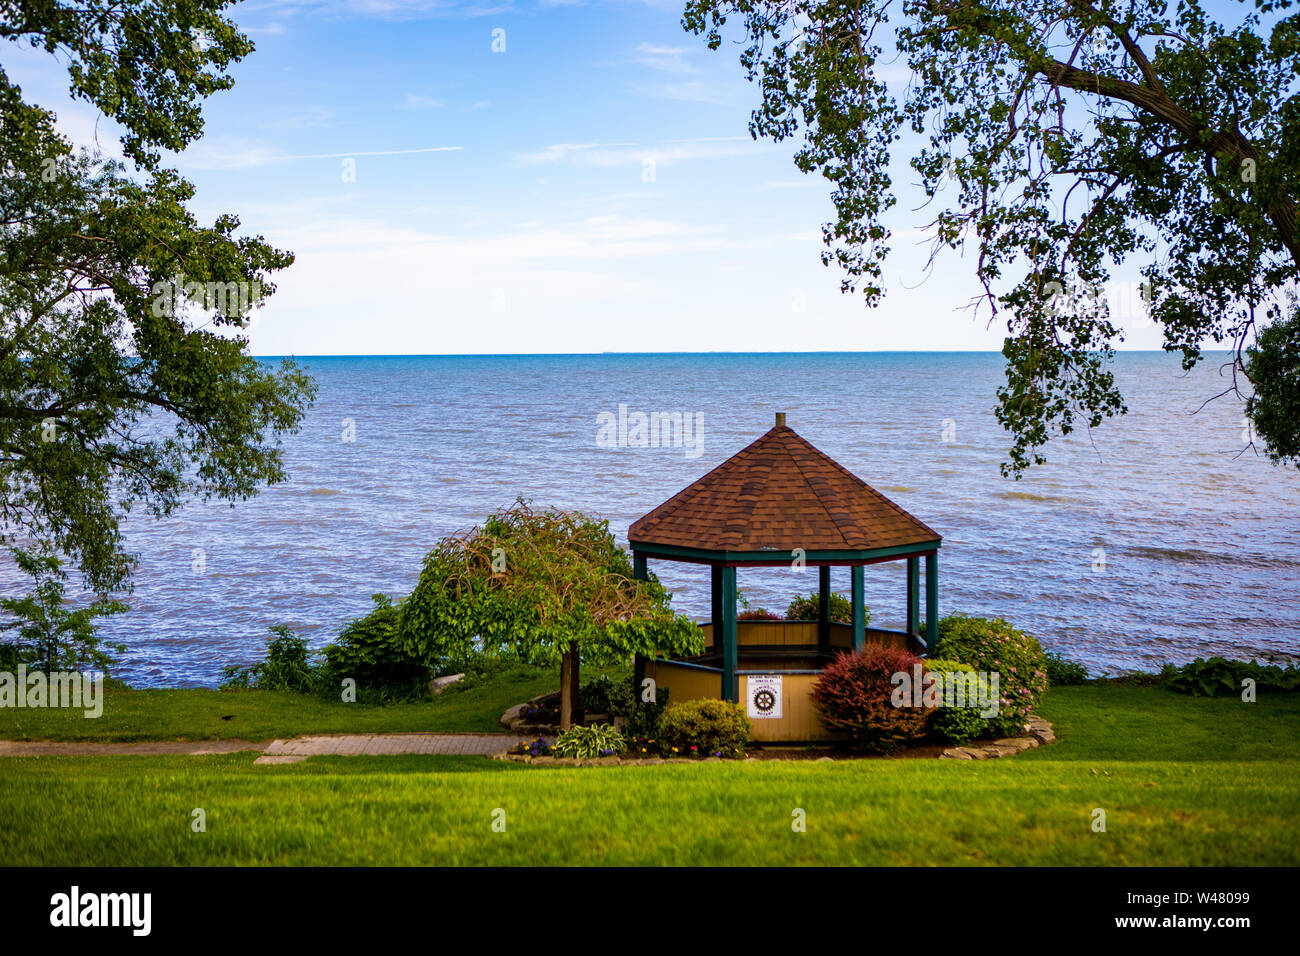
[775,412,787,427]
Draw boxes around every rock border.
[499,696,623,736]
[494,715,1057,766]
[495,754,716,766]
[499,694,560,735]
[938,714,1056,760]
[495,705,1057,764]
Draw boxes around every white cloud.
[400,94,444,109]
[50,107,126,162]
[281,212,748,260]
[513,142,637,165]
[242,207,776,353]
[262,106,336,130]
[293,0,517,18]
[632,42,696,74]
[179,137,462,170]
[514,136,765,168]
[638,80,730,104]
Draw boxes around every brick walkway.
[0,740,267,756]
[256,733,528,764]
[0,733,530,763]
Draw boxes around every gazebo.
[629,413,943,742]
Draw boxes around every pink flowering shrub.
[932,615,1048,737]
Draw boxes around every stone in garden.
[429,673,465,695]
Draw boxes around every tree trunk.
[559,642,580,730]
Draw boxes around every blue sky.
[10,0,1170,354]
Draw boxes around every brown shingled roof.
[628,423,941,554]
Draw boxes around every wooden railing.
[647,620,924,742]
[696,620,917,652]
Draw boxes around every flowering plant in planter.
[511,737,552,757]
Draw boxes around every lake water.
[6,352,1298,686]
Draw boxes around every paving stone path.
[0,739,268,756]
[0,733,530,763]
[256,733,529,764]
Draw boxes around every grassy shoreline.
[1,683,1297,865]
[0,664,558,741]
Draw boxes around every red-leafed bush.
[811,646,930,753]
[737,608,782,621]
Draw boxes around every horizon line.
[249,348,1201,358]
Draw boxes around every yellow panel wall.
[740,673,834,742]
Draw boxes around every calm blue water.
[5,352,1298,685]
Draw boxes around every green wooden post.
[925,552,939,654]
[632,552,648,692]
[851,565,865,651]
[817,565,831,653]
[710,565,723,660]
[721,565,738,702]
[907,556,920,638]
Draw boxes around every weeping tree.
[401,500,702,729]
[682,0,1300,474]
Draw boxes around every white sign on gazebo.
[747,675,783,719]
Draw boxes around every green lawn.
[0,664,559,740]
[1,683,1297,865]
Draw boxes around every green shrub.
[932,614,1048,737]
[1159,657,1300,697]
[924,658,992,744]
[550,723,627,758]
[658,698,751,758]
[1045,650,1089,686]
[320,595,431,703]
[738,608,783,621]
[221,625,318,693]
[625,684,670,742]
[578,674,634,716]
[0,547,127,674]
[785,591,858,624]
[811,645,929,753]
